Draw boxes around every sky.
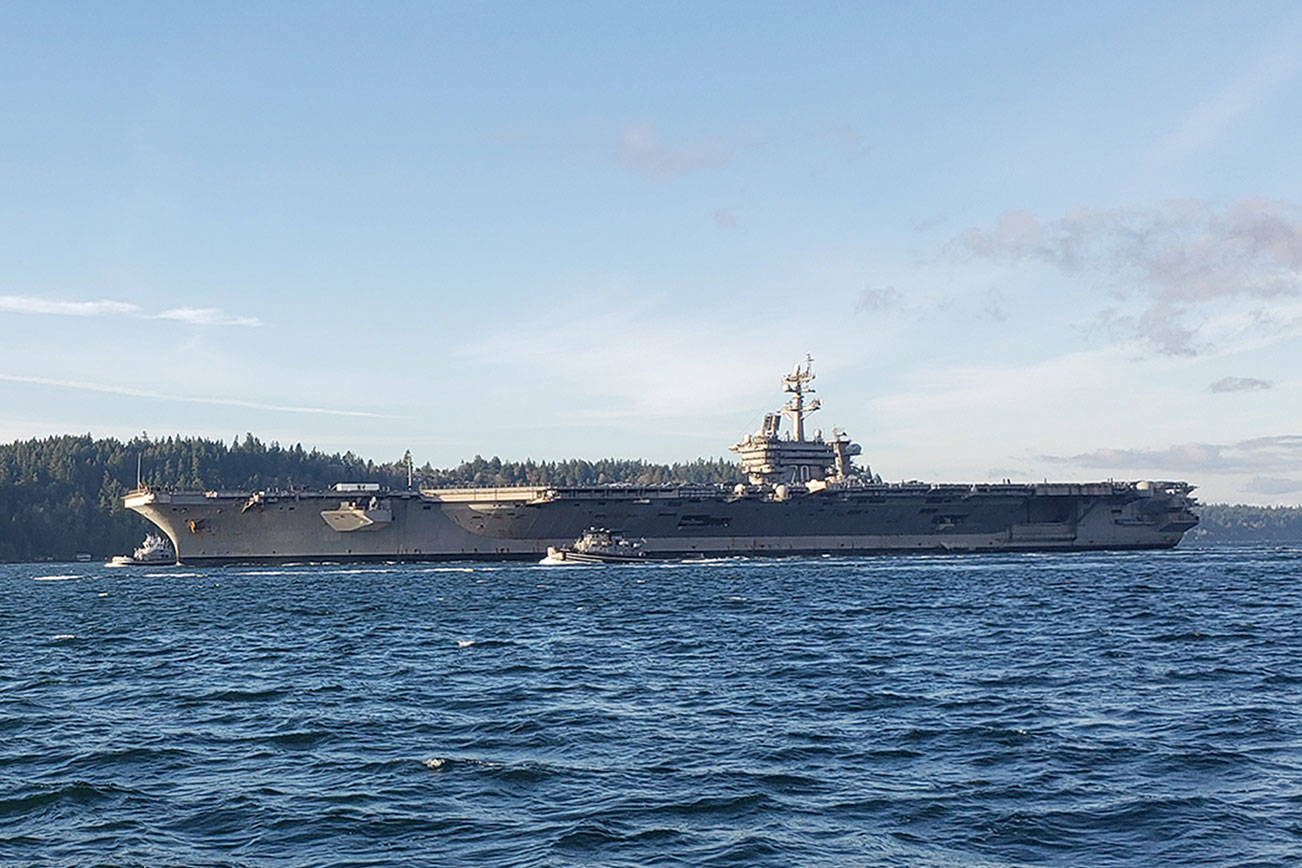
[1,1,1300,505]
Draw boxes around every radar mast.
[781,354,821,442]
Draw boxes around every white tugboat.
[107,534,176,567]
[542,528,648,564]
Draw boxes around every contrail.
[0,373,405,419]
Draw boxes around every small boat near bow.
[107,534,175,567]
[542,528,648,564]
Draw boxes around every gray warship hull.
[125,480,1198,565]
[123,357,1198,563]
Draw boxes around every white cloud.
[1209,376,1273,393]
[947,198,1302,355]
[154,307,262,327]
[1041,435,1302,475]
[855,285,903,313]
[0,295,139,317]
[0,294,260,327]
[615,123,732,181]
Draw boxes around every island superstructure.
[125,356,1199,563]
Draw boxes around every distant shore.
[1191,504,1302,544]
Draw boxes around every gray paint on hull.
[127,483,1197,563]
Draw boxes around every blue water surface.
[2,545,1300,866]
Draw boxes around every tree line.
[1189,503,1302,543]
[0,433,1297,561]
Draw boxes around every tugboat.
[107,534,175,567]
[542,528,648,564]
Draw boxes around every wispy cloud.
[615,123,732,181]
[1159,28,1302,160]
[154,307,262,327]
[1246,476,1302,495]
[947,198,1302,355]
[0,373,401,418]
[0,295,139,317]
[452,289,879,432]
[0,294,261,327]
[713,208,740,230]
[1041,434,1302,474]
[855,285,903,313]
[1209,376,1273,393]
[981,288,1008,322]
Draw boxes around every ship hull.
[126,482,1198,566]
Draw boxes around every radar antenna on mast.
[781,353,820,441]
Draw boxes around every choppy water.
[3,545,1301,866]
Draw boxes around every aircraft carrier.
[125,357,1199,564]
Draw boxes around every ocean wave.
[2,546,1300,866]
[0,780,122,818]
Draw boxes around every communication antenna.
[781,353,821,441]
[136,453,142,489]
[405,450,414,490]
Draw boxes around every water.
[3,546,1300,866]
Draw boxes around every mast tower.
[781,354,821,441]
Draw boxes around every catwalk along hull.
[125,481,1198,565]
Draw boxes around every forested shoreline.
[0,434,744,561]
[0,434,1297,561]
[1188,504,1302,544]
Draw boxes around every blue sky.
[1,2,1300,504]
